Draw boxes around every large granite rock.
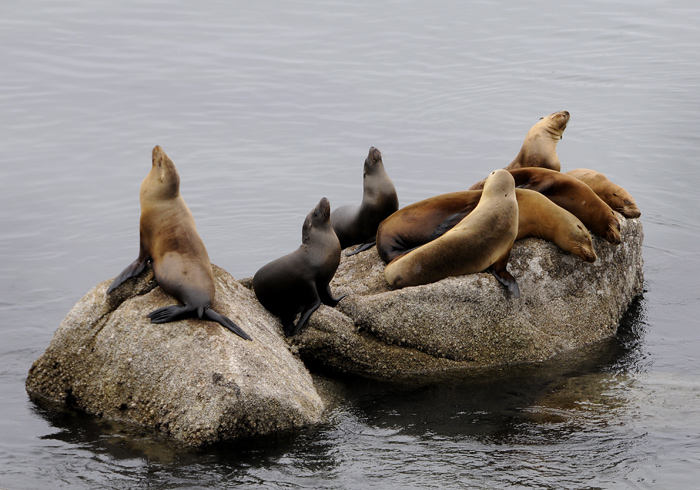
[289,217,644,380]
[25,264,324,446]
[26,218,643,444]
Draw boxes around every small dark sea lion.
[331,147,399,255]
[253,197,346,337]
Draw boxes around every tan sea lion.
[471,168,621,244]
[253,197,346,337]
[566,168,641,218]
[107,146,251,341]
[331,147,399,255]
[468,110,570,191]
[506,110,570,171]
[384,169,520,296]
[377,188,596,264]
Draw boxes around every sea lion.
[468,110,570,190]
[471,168,621,244]
[384,169,520,296]
[505,110,570,171]
[253,197,346,337]
[331,147,399,255]
[566,168,641,218]
[377,188,596,264]
[107,145,251,341]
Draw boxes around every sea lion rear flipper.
[488,255,521,298]
[147,304,190,323]
[203,307,252,341]
[107,250,150,294]
[346,237,377,256]
[288,298,321,337]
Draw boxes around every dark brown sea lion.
[566,168,641,218]
[384,169,520,296]
[331,147,399,255]
[471,167,621,244]
[253,197,346,337]
[107,146,251,341]
[377,188,596,264]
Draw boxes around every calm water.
[1,1,699,488]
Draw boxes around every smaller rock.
[26,264,324,446]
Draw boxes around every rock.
[26,218,644,443]
[289,217,644,380]
[25,264,324,447]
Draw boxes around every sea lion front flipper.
[488,254,521,298]
[106,255,149,294]
[428,212,470,241]
[346,237,377,256]
[319,284,347,307]
[288,298,321,337]
[202,307,252,341]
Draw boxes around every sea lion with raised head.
[107,146,252,341]
[377,188,596,264]
[566,168,641,218]
[384,169,520,296]
[506,110,570,171]
[468,110,570,190]
[331,147,399,255]
[253,197,346,337]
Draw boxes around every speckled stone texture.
[26,218,643,443]
[25,264,324,446]
[289,217,644,380]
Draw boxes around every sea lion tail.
[203,307,253,341]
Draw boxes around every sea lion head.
[621,200,641,219]
[614,192,641,219]
[142,145,181,201]
[363,147,384,176]
[302,197,332,243]
[483,168,516,199]
[539,110,570,139]
[604,212,622,244]
[569,222,597,263]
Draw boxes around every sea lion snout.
[317,197,331,219]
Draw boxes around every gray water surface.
[1,1,700,488]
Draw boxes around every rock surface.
[25,264,324,446]
[27,218,644,444]
[289,217,644,380]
